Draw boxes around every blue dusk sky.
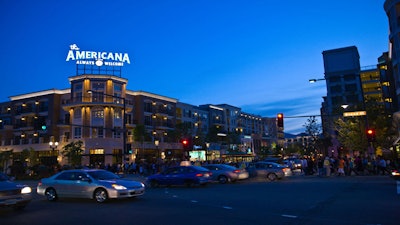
[0,0,388,134]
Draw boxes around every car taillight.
[38,180,42,186]
[233,169,241,173]
[196,173,204,177]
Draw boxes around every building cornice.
[128,90,178,103]
[9,89,71,101]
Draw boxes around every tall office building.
[322,46,364,126]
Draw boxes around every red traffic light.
[366,128,376,142]
[182,139,188,145]
[277,113,284,128]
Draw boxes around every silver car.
[202,164,249,184]
[246,162,285,181]
[37,169,145,203]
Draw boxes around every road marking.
[222,206,233,210]
[281,214,298,219]
[191,200,198,203]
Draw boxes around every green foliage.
[133,124,146,142]
[0,149,13,172]
[62,141,84,167]
[335,117,367,152]
[334,97,397,154]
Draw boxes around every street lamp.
[205,142,210,162]
[154,139,160,160]
[49,141,59,163]
[309,78,326,83]
[49,141,58,151]
[87,90,127,163]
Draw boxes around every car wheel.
[267,173,277,181]
[218,175,229,184]
[184,180,194,187]
[149,180,159,188]
[45,188,58,201]
[94,188,108,203]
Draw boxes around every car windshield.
[87,170,120,180]
[220,164,238,170]
[191,166,209,172]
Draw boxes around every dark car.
[202,164,249,184]
[0,172,32,210]
[390,169,400,180]
[37,169,145,203]
[147,166,212,187]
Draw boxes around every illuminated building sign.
[343,111,366,117]
[66,44,130,67]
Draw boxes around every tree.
[303,116,322,155]
[62,141,84,167]
[0,149,13,173]
[133,124,147,142]
[335,117,367,154]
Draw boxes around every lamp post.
[154,139,160,161]
[49,141,58,165]
[309,78,326,83]
[87,90,127,163]
[205,142,210,162]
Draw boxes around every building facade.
[0,73,281,170]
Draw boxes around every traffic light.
[182,139,188,147]
[125,143,132,154]
[181,138,192,151]
[366,128,376,142]
[277,113,284,128]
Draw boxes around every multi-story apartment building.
[0,72,280,169]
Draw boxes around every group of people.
[314,155,392,177]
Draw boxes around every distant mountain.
[284,132,308,138]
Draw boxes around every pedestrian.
[301,158,308,175]
[378,157,387,175]
[324,157,331,177]
[337,157,345,176]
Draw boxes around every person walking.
[378,157,387,175]
[324,157,331,177]
[337,157,345,176]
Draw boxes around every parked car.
[37,169,145,203]
[202,164,249,184]
[246,162,286,181]
[147,166,212,187]
[0,172,32,210]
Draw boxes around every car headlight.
[112,184,127,190]
[21,186,32,194]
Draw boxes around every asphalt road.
[1,175,399,225]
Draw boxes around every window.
[92,108,104,127]
[55,172,74,180]
[343,74,356,81]
[74,127,82,138]
[330,85,342,94]
[92,82,105,90]
[114,108,122,119]
[74,108,82,119]
[345,84,357,92]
